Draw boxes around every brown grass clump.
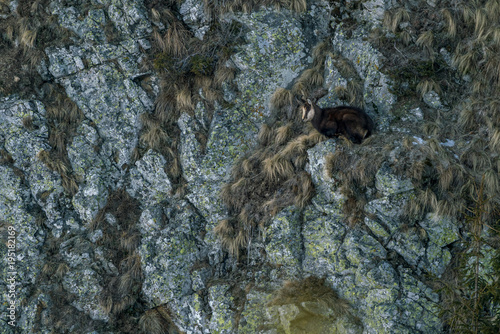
[91,189,143,317]
[441,9,457,38]
[324,144,384,226]
[416,30,434,60]
[36,86,84,196]
[270,88,294,111]
[203,0,308,16]
[217,117,322,256]
[383,7,410,33]
[416,79,442,98]
[214,39,333,257]
[139,305,180,334]
[285,0,307,13]
[143,0,249,196]
[0,0,74,97]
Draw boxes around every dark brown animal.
[300,99,374,144]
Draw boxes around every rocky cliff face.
[1,0,499,333]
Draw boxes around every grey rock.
[375,163,414,196]
[180,0,210,40]
[423,90,445,110]
[331,25,395,130]
[265,207,302,277]
[128,149,172,204]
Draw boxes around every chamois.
[300,99,374,144]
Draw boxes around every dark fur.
[301,101,374,144]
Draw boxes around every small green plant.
[153,52,175,72]
[189,54,214,76]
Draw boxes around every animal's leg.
[322,120,338,138]
[343,122,362,144]
[323,128,337,137]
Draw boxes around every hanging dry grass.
[139,305,179,334]
[162,21,189,57]
[270,87,294,111]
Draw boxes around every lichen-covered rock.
[0,166,46,333]
[138,201,209,332]
[238,290,275,334]
[57,237,109,321]
[69,121,111,225]
[128,149,172,204]
[208,285,234,333]
[0,98,53,332]
[375,163,414,196]
[0,109,48,332]
[302,206,347,276]
[322,55,350,106]
[180,0,209,40]
[419,214,459,276]
[58,62,145,168]
[305,140,338,205]
[387,230,426,267]
[0,99,63,222]
[301,143,444,333]
[332,25,395,130]
[178,5,326,258]
[264,207,302,277]
[364,193,411,234]
[62,269,108,321]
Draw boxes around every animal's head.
[300,99,316,122]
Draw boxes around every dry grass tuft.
[301,68,324,87]
[139,305,178,334]
[270,87,294,111]
[275,123,293,145]
[280,136,307,158]
[490,128,500,152]
[214,66,235,86]
[312,40,331,66]
[399,30,411,45]
[22,116,34,130]
[474,8,488,39]
[441,9,457,38]
[416,30,434,59]
[140,125,167,151]
[285,0,307,13]
[262,155,295,181]
[162,21,189,57]
[20,29,37,49]
[334,85,349,101]
[176,86,194,111]
[291,80,308,98]
[347,80,363,105]
[293,171,315,208]
[458,102,477,130]
[416,79,442,98]
[258,123,273,146]
[384,7,410,33]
